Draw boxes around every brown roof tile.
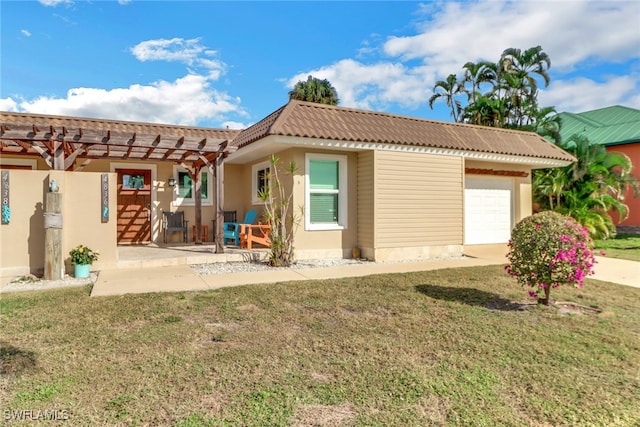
[231,100,575,163]
[0,111,240,141]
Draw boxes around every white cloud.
[287,59,434,111]
[222,121,248,130]
[4,37,241,127]
[130,38,225,77]
[384,1,640,73]
[38,0,72,6]
[20,29,32,37]
[540,75,640,113]
[11,74,244,126]
[287,0,640,115]
[0,98,18,111]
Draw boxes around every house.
[0,100,574,276]
[556,106,640,232]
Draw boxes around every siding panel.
[357,151,375,249]
[375,151,463,247]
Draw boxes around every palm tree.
[521,105,562,143]
[462,60,496,104]
[533,134,639,238]
[463,93,506,127]
[429,74,466,122]
[288,76,339,105]
[498,46,551,126]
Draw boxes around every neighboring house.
[556,106,640,232]
[0,100,574,276]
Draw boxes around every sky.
[1,0,639,130]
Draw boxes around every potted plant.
[69,244,99,278]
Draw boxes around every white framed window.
[172,166,213,206]
[305,153,348,231]
[251,161,271,204]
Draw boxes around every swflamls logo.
[3,409,70,421]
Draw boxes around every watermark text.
[4,409,70,421]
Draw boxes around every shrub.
[258,155,301,267]
[505,211,596,305]
[69,245,99,265]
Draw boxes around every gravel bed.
[1,273,97,293]
[191,256,467,275]
[191,258,373,275]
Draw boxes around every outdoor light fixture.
[168,177,176,187]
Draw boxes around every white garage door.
[464,176,514,245]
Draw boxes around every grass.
[595,233,640,261]
[1,265,639,426]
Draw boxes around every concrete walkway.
[89,245,639,297]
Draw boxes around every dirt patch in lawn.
[290,402,356,426]
[554,301,602,316]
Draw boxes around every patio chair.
[224,209,257,246]
[240,223,271,250]
[211,210,237,240]
[162,211,189,243]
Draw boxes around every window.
[173,166,213,206]
[305,153,347,230]
[252,161,270,204]
[122,174,145,189]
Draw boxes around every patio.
[115,243,269,269]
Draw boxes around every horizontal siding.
[357,151,375,249]
[375,151,463,247]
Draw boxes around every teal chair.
[224,209,257,246]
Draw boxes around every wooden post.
[44,191,63,280]
[193,164,203,245]
[215,153,225,254]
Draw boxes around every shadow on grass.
[415,284,530,311]
[0,341,37,375]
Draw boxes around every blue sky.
[1,1,639,129]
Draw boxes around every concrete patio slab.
[199,270,308,289]
[90,265,209,296]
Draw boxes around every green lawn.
[1,265,639,426]
[595,233,640,262]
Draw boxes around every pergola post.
[215,152,225,254]
[193,164,203,245]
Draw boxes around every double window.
[172,166,213,206]
[305,153,347,230]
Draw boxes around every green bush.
[505,211,596,305]
[69,244,99,265]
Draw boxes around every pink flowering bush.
[505,211,596,305]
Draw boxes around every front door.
[116,169,152,244]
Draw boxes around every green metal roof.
[556,105,640,146]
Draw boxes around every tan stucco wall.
[0,169,117,277]
[227,149,358,259]
[77,159,219,243]
[291,149,358,259]
[223,163,256,222]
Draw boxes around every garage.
[464,176,514,245]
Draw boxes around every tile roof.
[231,100,575,163]
[556,105,640,147]
[0,111,240,141]
[0,111,241,164]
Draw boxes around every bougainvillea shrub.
[505,211,596,305]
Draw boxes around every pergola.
[0,111,239,253]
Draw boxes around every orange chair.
[239,223,271,250]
